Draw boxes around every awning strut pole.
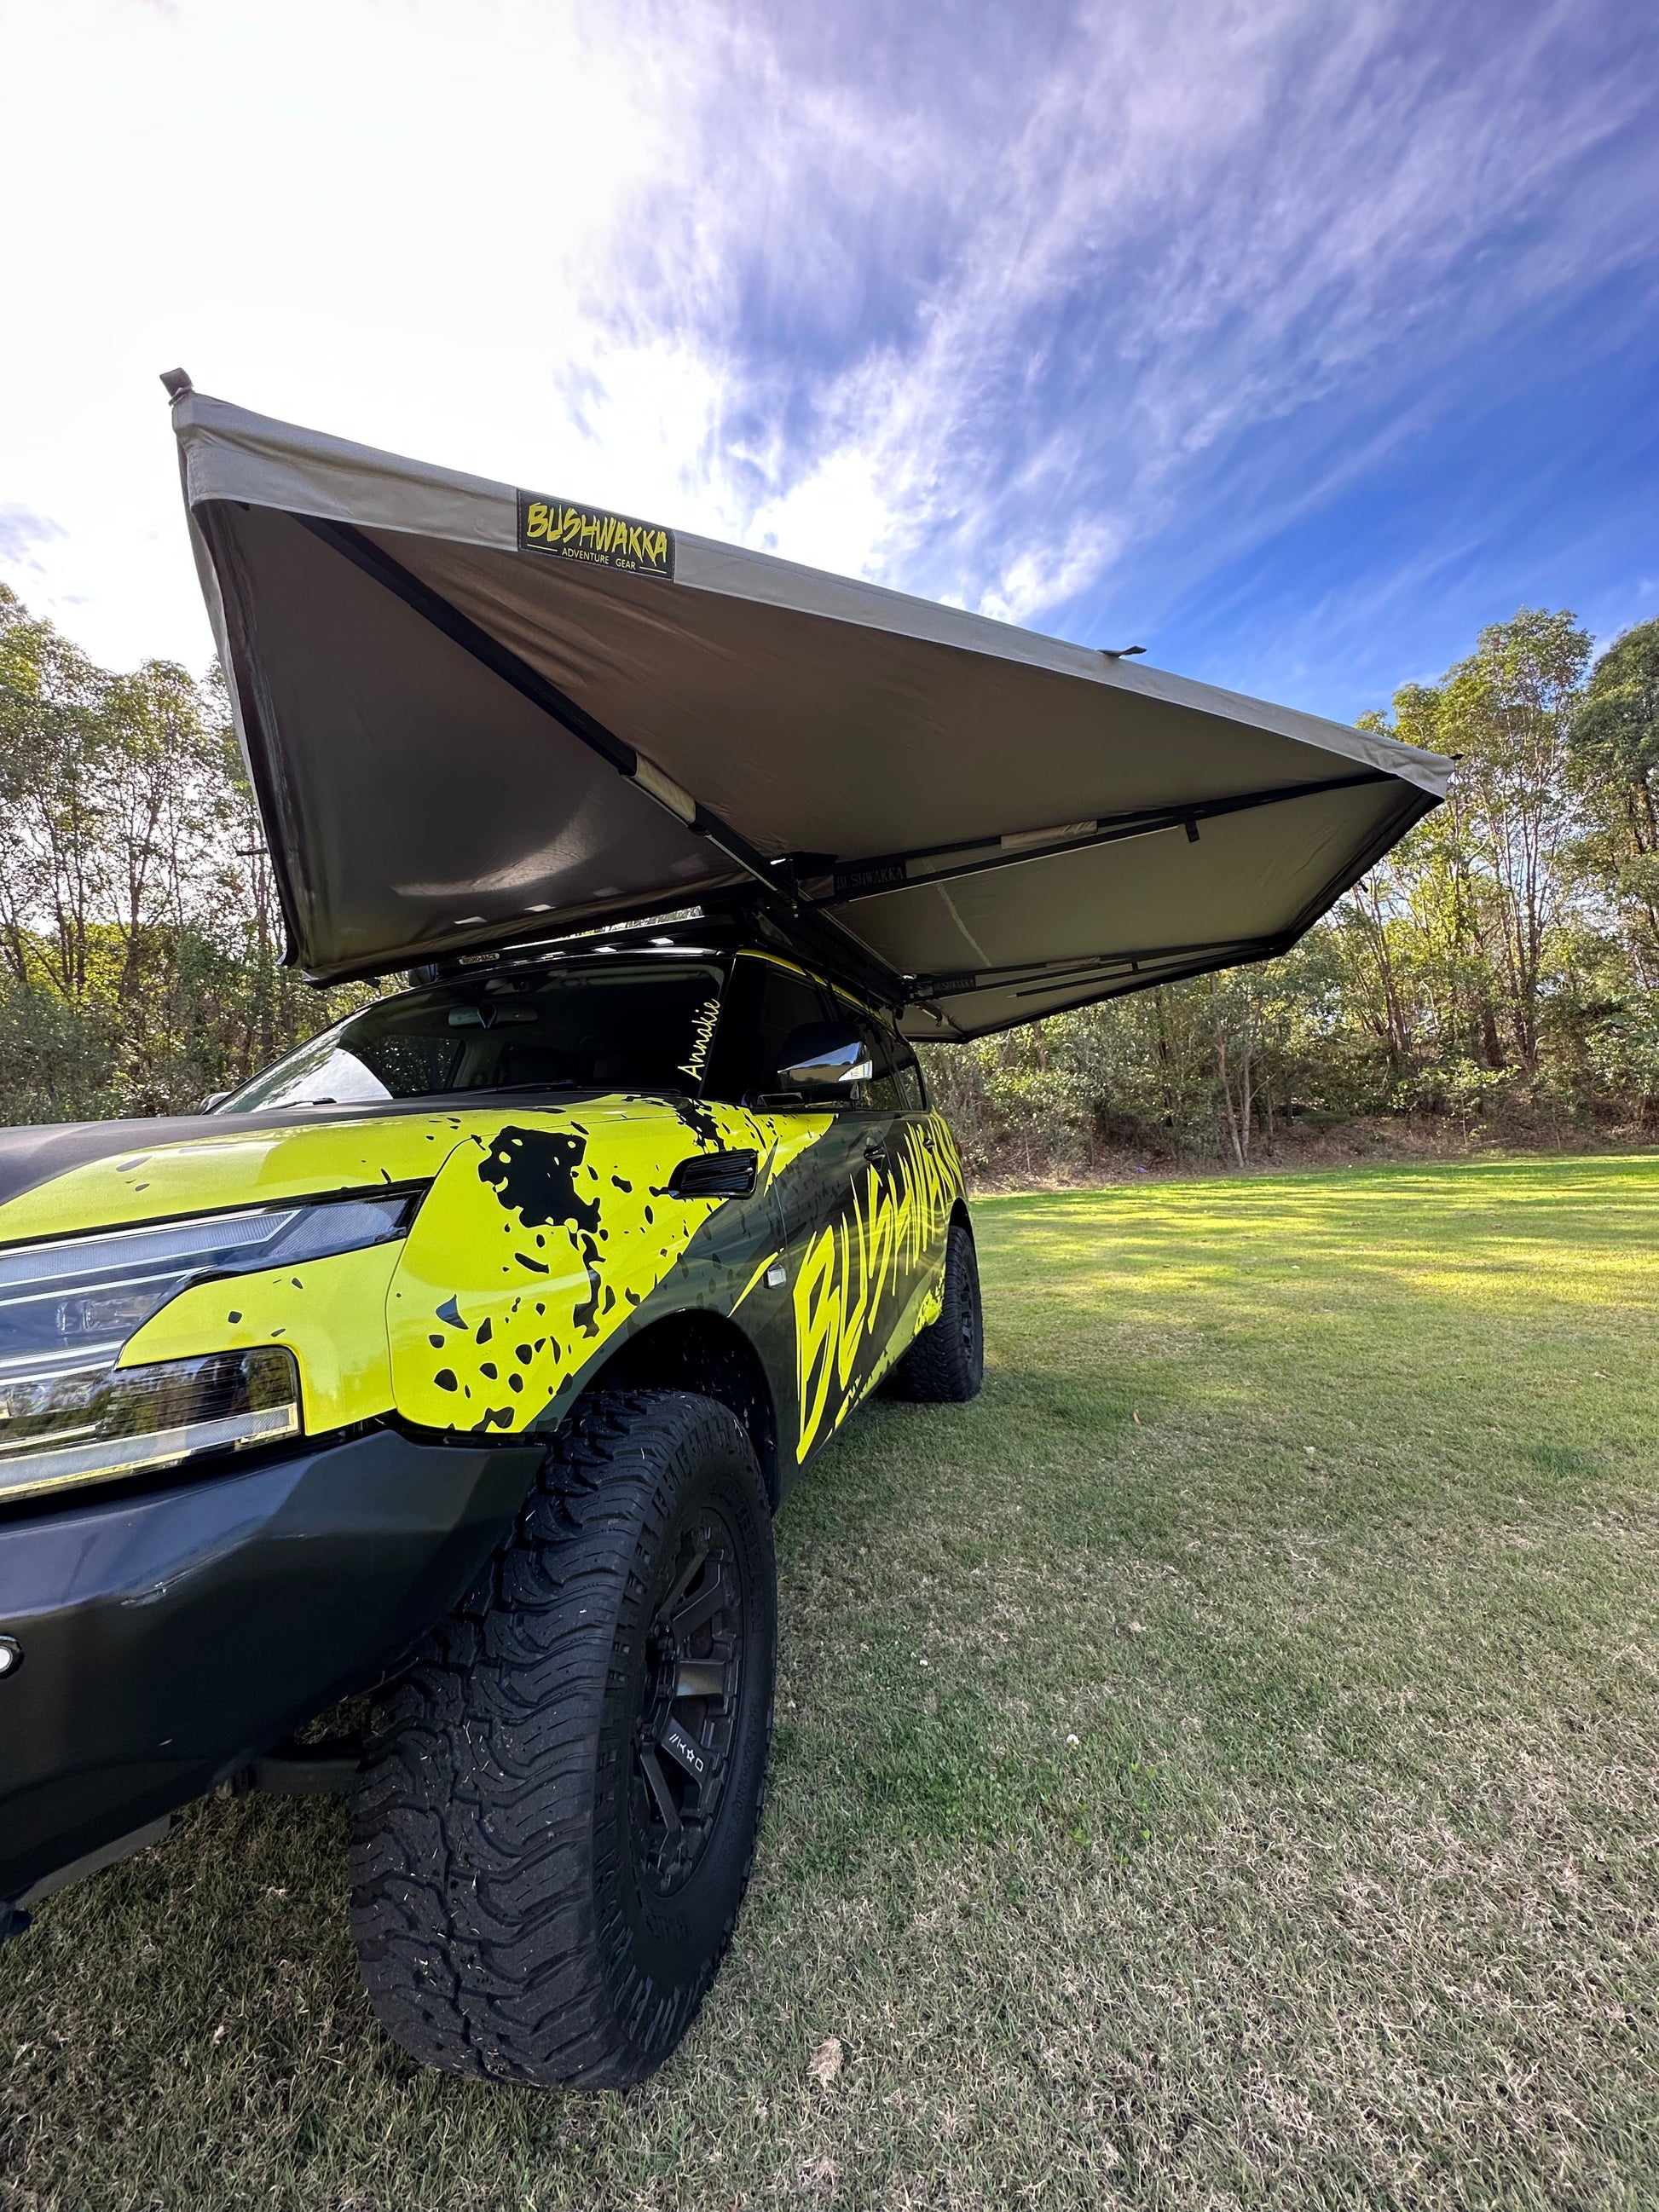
[817,769,1391,907]
[290,514,783,898]
[912,933,1282,1000]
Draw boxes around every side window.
[832,993,910,1113]
[890,1033,925,1112]
[703,956,831,1105]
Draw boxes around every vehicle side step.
[246,1735,363,1795]
[3,1811,180,1943]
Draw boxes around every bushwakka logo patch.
[516,490,674,579]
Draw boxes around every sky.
[3,0,1656,724]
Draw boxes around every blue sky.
[2,0,1656,722]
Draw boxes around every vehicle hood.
[0,1095,610,1242]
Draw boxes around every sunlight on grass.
[3,1155,1657,2209]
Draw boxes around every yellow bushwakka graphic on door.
[792,1117,963,1459]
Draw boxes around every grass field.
[4,1155,1659,2211]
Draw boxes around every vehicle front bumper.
[0,1427,543,1906]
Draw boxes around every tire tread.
[887,1222,985,1402]
[350,1388,772,2088]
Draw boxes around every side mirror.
[775,1022,872,1094]
[199,1090,230,1113]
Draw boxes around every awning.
[169,378,1448,1040]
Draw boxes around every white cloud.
[0,506,66,575]
[747,448,897,580]
[1,0,1652,679]
[0,0,717,666]
[610,0,1656,632]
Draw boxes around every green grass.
[5,1154,1659,2210]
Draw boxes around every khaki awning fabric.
[171,384,1448,1039]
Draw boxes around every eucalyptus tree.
[1570,616,1659,982]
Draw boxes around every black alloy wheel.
[633,1511,747,1896]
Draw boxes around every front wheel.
[887,1221,984,1402]
[350,1389,776,2088]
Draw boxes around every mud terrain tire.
[350,1389,776,2088]
[887,1222,984,1403]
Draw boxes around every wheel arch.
[585,1308,782,1510]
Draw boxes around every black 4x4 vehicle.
[0,383,1448,2086]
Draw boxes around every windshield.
[219,959,727,1112]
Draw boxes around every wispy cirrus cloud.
[0,506,66,574]
[552,0,1659,697]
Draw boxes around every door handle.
[863,1137,888,1165]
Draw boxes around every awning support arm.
[814,769,1392,907]
[290,514,784,899]
[910,933,1282,1002]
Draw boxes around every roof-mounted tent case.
[170,383,1449,1038]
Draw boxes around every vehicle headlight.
[0,1193,416,1504]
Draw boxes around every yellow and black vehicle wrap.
[0,922,968,1911]
[0,1089,962,1476]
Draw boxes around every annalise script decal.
[516,490,674,579]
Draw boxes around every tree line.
[3,580,1656,1164]
[932,607,1659,1172]
[0,580,367,1124]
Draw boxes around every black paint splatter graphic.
[569,1237,606,1337]
[478,1125,601,1233]
[673,1096,724,1151]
